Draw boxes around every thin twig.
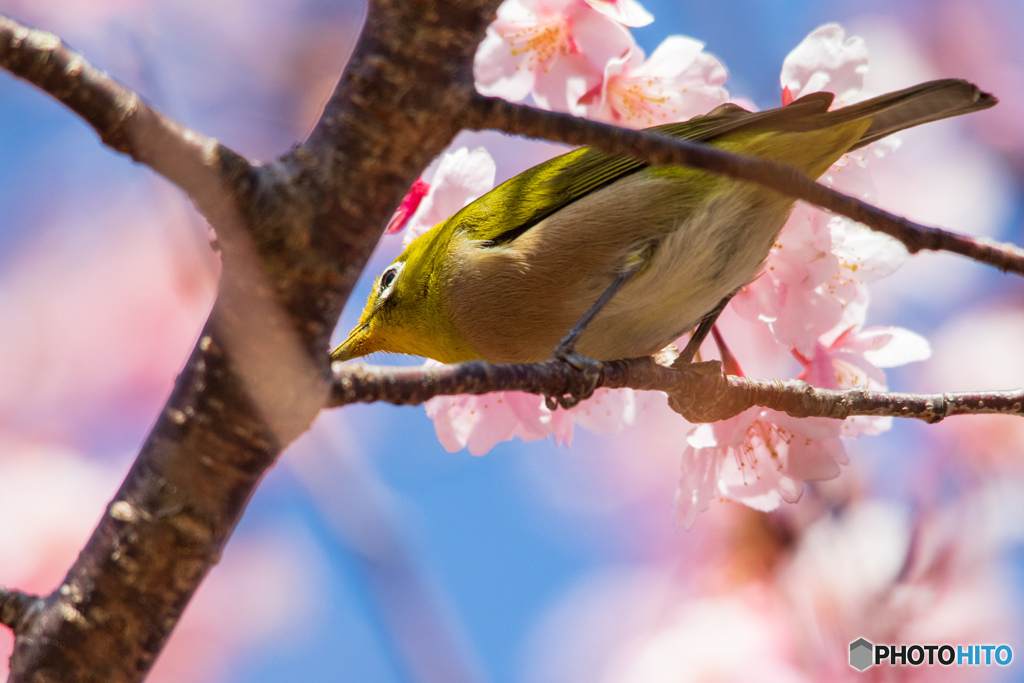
[329,360,1024,424]
[730,377,1024,423]
[465,94,1024,277]
[0,13,247,223]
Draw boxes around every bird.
[332,79,996,366]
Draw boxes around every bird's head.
[331,225,477,364]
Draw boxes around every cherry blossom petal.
[855,326,931,367]
[769,286,848,358]
[780,24,869,104]
[570,387,650,434]
[732,276,785,323]
[718,457,801,512]
[402,147,496,245]
[772,419,847,480]
[701,409,758,448]
[385,179,430,234]
[674,431,721,528]
[426,394,507,454]
[531,51,599,116]
[584,36,728,126]
[474,23,539,101]
[582,0,653,27]
[564,1,636,66]
[505,391,559,438]
[426,384,647,455]
[830,220,908,289]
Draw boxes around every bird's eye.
[378,262,404,297]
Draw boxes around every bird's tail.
[835,79,997,151]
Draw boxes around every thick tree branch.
[1,1,503,681]
[0,14,244,225]
[329,360,1024,424]
[466,94,1024,277]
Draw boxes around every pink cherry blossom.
[797,322,930,437]
[675,409,847,527]
[731,24,908,358]
[730,204,843,347]
[800,324,931,391]
[400,147,497,246]
[473,0,635,115]
[425,386,650,456]
[578,35,729,127]
[780,23,868,107]
[734,213,909,358]
[581,0,652,28]
[426,390,558,456]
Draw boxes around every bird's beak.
[331,323,371,362]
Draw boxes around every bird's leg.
[676,292,734,366]
[546,259,646,411]
[666,295,737,417]
[552,260,644,361]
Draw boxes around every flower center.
[607,76,672,125]
[502,14,576,70]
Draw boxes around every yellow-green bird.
[333,79,995,365]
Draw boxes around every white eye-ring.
[378,262,404,299]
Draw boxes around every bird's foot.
[545,343,602,410]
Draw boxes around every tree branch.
[725,377,1024,423]
[466,94,1024,277]
[329,360,1024,424]
[0,588,40,634]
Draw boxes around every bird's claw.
[546,346,602,410]
[552,342,586,368]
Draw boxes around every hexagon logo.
[849,638,874,671]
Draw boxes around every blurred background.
[1,0,1023,680]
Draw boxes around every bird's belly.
[578,186,787,358]
[448,176,790,363]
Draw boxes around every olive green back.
[448,78,993,247]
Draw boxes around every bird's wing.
[452,93,835,247]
